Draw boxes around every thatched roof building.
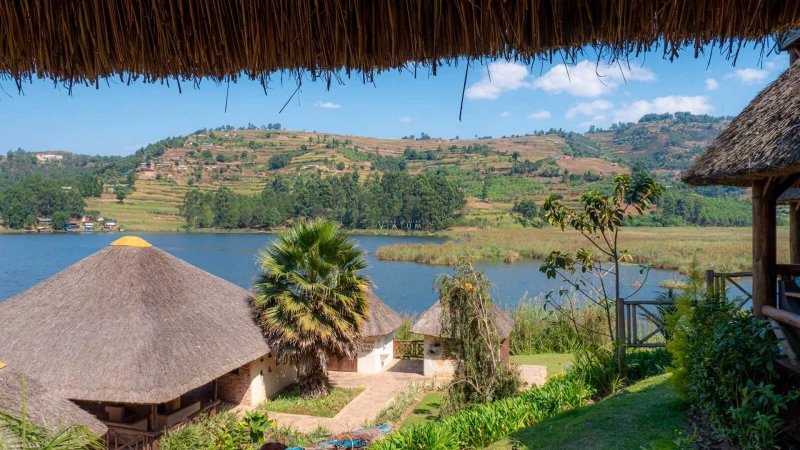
[683,60,800,187]
[411,302,514,339]
[0,236,269,405]
[362,290,402,337]
[1,1,799,86]
[0,362,107,436]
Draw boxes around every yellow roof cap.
[0,362,6,371]
[110,236,152,248]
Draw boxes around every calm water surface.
[0,233,689,313]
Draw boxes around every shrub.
[667,290,798,449]
[572,346,671,398]
[371,372,593,450]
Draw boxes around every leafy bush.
[667,289,798,448]
[161,411,272,450]
[371,372,593,450]
[572,346,671,398]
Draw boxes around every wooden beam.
[764,305,800,329]
[791,203,800,264]
[753,179,777,319]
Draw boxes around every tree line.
[0,176,86,228]
[179,171,466,231]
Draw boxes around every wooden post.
[790,203,800,264]
[705,270,715,296]
[615,297,626,378]
[149,404,157,432]
[753,179,777,319]
[212,379,218,401]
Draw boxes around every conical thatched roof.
[1,1,798,86]
[0,236,270,405]
[0,362,108,436]
[683,61,800,187]
[362,290,402,337]
[411,302,514,340]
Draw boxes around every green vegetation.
[252,219,371,398]
[160,410,327,450]
[510,354,573,378]
[260,385,364,418]
[490,375,686,450]
[375,226,768,273]
[666,261,799,449]
[400,393,442,430]
[369,382,426,427]
[180,171,466,231]
[436,262,522,414]
[509,297,609,355]
[0,176,86,228]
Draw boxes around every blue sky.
[0,45,790,156]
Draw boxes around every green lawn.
[510,353,573,378]
[399,392,442,430]
[260,385,364,418]
[488,374,687,450]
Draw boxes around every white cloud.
[533,60,656,98]
[314,101,341,109]
[565,100,613,119]
[500,111,511,118]
[465,61,530,100]
[765,61,777,70]
[611,95,713,123]
[528,110,551,120]
[398,116,412,123]
[726,68,769,84]
[705,78,719,91]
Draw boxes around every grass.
[368,382,426,427]
[260,385,364,418]
[374,226,786,273]
[488,374,687,450]
[399,392,442,430]
[510,353,573,378]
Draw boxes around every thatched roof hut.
[411,302,514,340]
[683,60,800,187]
[0,362,107,436]
[1,1,799,86]
[362,290,402,337]
[0,236,269,405]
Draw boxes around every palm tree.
[252,219,371,398]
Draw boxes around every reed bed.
[375,227,789,273]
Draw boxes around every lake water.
[0,233,688,313]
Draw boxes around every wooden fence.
[623,300,672,348]
[394,339,424,359]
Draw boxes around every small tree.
[540,173,663,376]
[438,261,521,414]
[116,189,128,203]
[52,211,70,230]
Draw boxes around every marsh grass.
[509,296,610,355]
[260,385,364,418]
[375,227,787,273]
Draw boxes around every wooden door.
[328,355,358,372]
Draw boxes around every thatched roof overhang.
[363,290,402,337]
[410,302,513,340]
[1,1,800,86]
[0,363,108,436]
[0,237,270,405]
[683,60,800,187]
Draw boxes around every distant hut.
[411,302,513,377]
[329,290,402,373]
[0,362,108,437]
[0,237,295,439]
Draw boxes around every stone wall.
[217,364,253,406]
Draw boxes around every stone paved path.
[266,360,547,433]
[268,359,427,433]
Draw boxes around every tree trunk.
[297,352,329,398]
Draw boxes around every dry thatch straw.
[1,1,799,88]
[411,302,514,339]
[683,60,800,187]
[362,290,402,337]
[0,363,108,436]
[0,237,270,405]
